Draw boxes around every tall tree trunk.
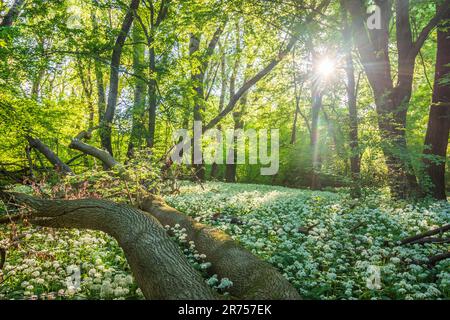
[190,27,223,181]
[146,0,170,149]
[91,11,106,124]
[308,42,323,190]
[31,67,45,100]
[94,61,106,124]
[291,95,301,145]
[341,5,361,197]
[225,26,242,183]
[225,101,246,183]
[76,58,95,129]
[127,23,146,158]
[226,66,251,183]
[189,33,206,181]
[343,0,450,198]
[290,50,304,145]
[423,6,450,200]
[310,84,323,190]
[147,44,157,149]
[210,43,227,179]
[100,0,140,157]
[31,36,46,100]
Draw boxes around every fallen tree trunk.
[26,137,73,175]
[140,195,301,300]
[1,191,301,299]
[37,130,301,299]
[1,192,216,300]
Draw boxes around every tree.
[210,41,227,179]
[304,36,325,190]
[100,0,141,157]
[310,63,323,190]
[225,21,244,183]
[344,0,450,198]
[290,50,307,145]
[91,10,106,124]
[341,3,361,197]
[75,57,95,129]
[190,26,224,181]
[201,0,331,133]
[1,189,301,299]
[127,22,147,158]
[26,137,73,176]
[423,5,450,200]
[144,0,170,149]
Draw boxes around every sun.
[316,57,336,78]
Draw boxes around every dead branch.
[73,126,99,141]
[400,224,450,245]
[66,154,86,166]
[427,251,450,267]
[349,221,367,233]
[298,222,320,235]
[405,237,450,246]
[26,136,73,175]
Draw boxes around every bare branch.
[400,224,450,245]
[26,137,74,176]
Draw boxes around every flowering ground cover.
[0,182,449,300]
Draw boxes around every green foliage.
[0,0,447,192]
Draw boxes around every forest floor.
[0,182,449,300]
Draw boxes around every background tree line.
[0,0,449,200]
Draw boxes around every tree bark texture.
[140,195,301,299]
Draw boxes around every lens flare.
[316,58,335,78]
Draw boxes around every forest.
[0,0,449,301]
